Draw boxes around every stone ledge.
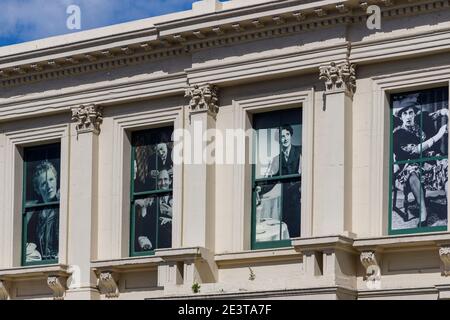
[358,286,439,299]
[292,234,356,252]
[0,264,70,281]
[146,285,357,300]
[92,247,218,298]
[91,256,161,273]
[0,264,71,300]
[154,246,210,261]
[215,247,301,266]
[353,232,450,252]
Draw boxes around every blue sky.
[0,0,216,47]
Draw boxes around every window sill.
[291,234,355,253]
[0,264,70,281]
[353,231,450,251]
[91,247,211,273]
[215,247,301,266]
[92,247,217,298]
[92,256,161,273]
[0,264,71,300]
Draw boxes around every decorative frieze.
[319,61,356,96]
[439,247,450,276]
[0,0,444,88]
[232,24,244,32]
[121,46,135,55]
[314,9,327,17]
[71,104,104,134]
[252,19,264,28]
[185,84,220,119]
[336,4,349,13]
[84,54,98,62]
[98,271,119,298]
[0,280,9,300]
[47,276,67,300]
[212,27,225,36]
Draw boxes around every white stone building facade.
[1,0,450,300]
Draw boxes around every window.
[22,143,61,266]
[390,87,448,234]
[130,126,174,256]
[252,108,302,249]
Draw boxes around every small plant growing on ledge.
[192,282,201,294]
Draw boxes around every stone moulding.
[0,265,71,300]
[0,0,445,87]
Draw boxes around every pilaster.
[66,104,103,300]
[315,61,356,236]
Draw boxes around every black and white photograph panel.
[157,194,173,249]
[133,196,157,253]
[391,161,448,230]
[282,180,301,238]
[255,127,280,180]
[392,88,448,163]
[133,127,174,194]
[25,208,59,263]
[24,144,61,206]
[279,124,302,177]
[255,182,284,243]
[391,87,448,232]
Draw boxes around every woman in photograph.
[26,160,60,262]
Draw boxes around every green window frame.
[22,143,61,266]
[389,86,448,235]
[251,108,302,250]
[130,126,174,257]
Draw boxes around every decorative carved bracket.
[185,84,220,120]
[71,104,103,134]
[439,247,450,276]
[0,280,10,300]
[319,61,356,96]
[360,251,381,282]
[47,276,67,300]
[98,271,119,298]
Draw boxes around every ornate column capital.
[439,247,450,276]
[98,271,119,298]
[71,104,103,134]
[47,275,67,300]
[185,83,220,120]
[0,280,10,300]
[319,61,356,96]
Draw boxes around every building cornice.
[0,0,446,88]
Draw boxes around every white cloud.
[0,0,197,45]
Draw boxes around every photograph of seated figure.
[391,87,448,232]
